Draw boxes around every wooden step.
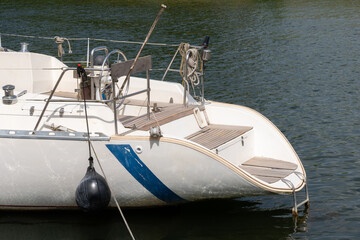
[240,157,298,184]
[185,124,253,150]
[242,157,298,170]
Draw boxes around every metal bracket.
[149,126,162,138]
[59,107,65,117]
[29,106,35,116]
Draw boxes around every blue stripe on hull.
[106,144,186,203]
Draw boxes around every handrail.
[33,68,75,131]
[90,46,109,67]
[31,89,148,104]
[33,67,150,134]
[281,172,309,216]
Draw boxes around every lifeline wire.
[0,32,179,47]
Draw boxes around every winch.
[2,85,17,105]
[2,85,27,105]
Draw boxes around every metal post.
[112,74,119,135]
[292,186,298,216]
[201,61,205,105]
[147,70,150,120]
[86,38,90,67]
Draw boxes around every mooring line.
[90,142,136,240]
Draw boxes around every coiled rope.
[179,42,189,81]
[179,43,202,96]
[54,36,72,59]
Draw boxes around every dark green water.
[1,0,360,239]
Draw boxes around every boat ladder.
[281,172,309,216]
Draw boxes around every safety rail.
[2,32,211,110]
[1,33,210,96]
[90,46,109,67]
[33,60,151,135]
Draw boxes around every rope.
[179,43,190,81]
[0,33,53,40]
[90,143,136,240]
[77,65,93,167]
[54,36,72,58]
[151,110,161,129]
[186,48,201,86]
[76,63,135,239]
[179,43,202,96]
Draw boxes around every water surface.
[0,0,359,239]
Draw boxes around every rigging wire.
[0,32,179,47]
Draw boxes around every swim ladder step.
[240,157,298,184]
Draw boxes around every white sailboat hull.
[0,45,308,211]
[0,134,268,209]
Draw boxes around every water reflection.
[0,199,309,240]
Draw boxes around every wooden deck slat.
[252,176,282,184]
[188,130,243,149]
[185,125,252,150]
[242,157,298,170]
[239,157,298,184]
[240,165,294,178]
[118,115,138,124]
[119,104,196,131]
